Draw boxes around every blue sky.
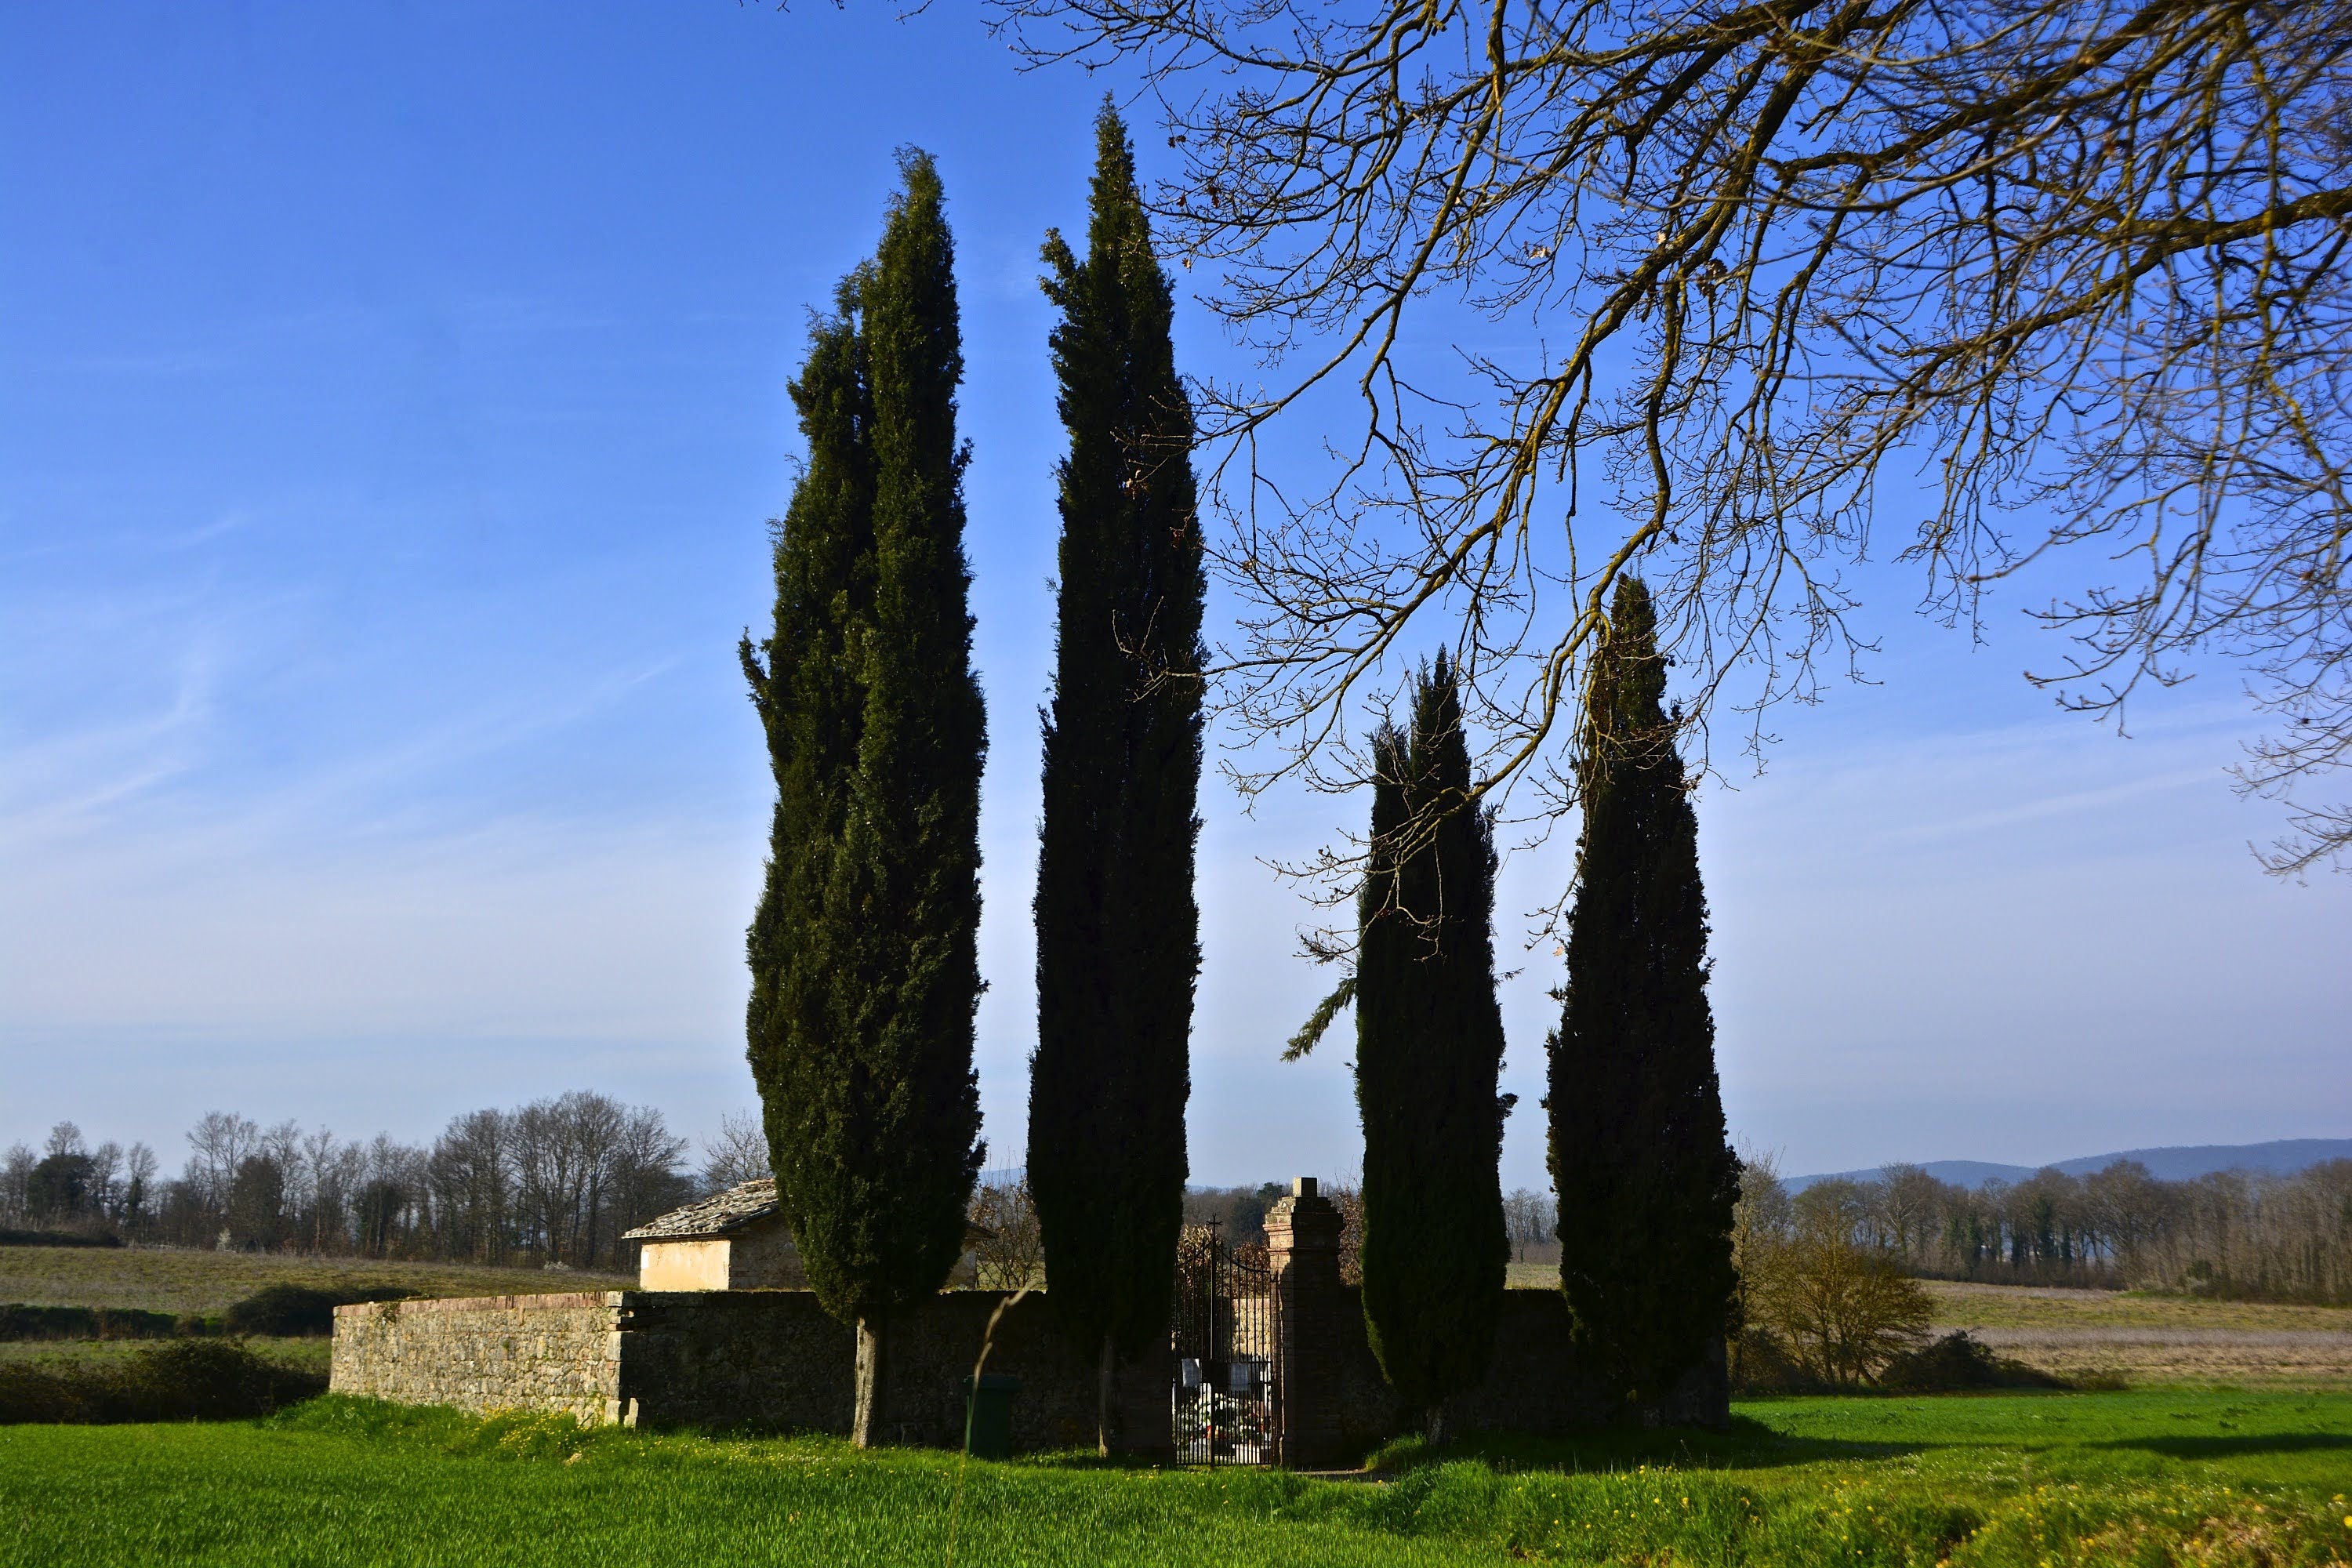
[3,2,2344,1189]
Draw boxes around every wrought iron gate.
[1171,1222,1279,1465]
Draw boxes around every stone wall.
[332,1288,1167,1450]
[332,1283,1725,1456]
[614,1290,1165,1451]
[329,1292,626,1425]
[1270,1179,1726,1453]
[725,1221,807,1288]
[1327,1287,1727,1449]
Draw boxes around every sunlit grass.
[2,1388,2349,1566]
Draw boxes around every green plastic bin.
[962,1373,1019,1459]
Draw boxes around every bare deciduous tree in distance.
[699,1112,772,1193]
[998,0,2352,876]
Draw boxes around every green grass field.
[2,1389,2347,1566]
[6,1251,2347,1562]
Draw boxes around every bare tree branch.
[993,0,2352,881]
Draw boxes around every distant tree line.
[1177,1184,1287,1249]
[0,1123,159,1242]
[1753,1159,2352,1305]
[978,1178,1557,1291]
[2,1092,702,1272]
[1502,1189,1561,1263]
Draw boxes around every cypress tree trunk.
[1096,1330,1116,1454]
[1028,103,1203,1458]
[852,1316,886,1450]
[1546,577,1740,1413]
[1355,655,1511,1439]
[743,152,986,1449]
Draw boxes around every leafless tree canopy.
[3,1095,697,1270]
[968,1177,1048,1290]
[998,0,2352,873]
[699,1110,775,1192]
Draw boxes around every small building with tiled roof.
[622,1178,804,1290]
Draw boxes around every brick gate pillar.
[1265,1175,1347,1469]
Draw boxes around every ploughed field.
[2,1389,2348,1566]
[0,1244,629,1318]
[1922,1282,2352,1388]
[0,1245,632,1393]
[1501,1260,2352,1388]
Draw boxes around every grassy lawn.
[0,1246,629,1318]
[2,1389,2347,1566]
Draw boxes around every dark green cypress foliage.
[1028,104,1204,1452]
[1546,577,1740,1410]
[742,151,986,1447]
[1354,654,1510,1439]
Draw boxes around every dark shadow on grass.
[1000,1447,1174,1471]
[629,1423,1175,1472]
[2084,1433,2352,1461]
[2,1341,322,1423]
[1367,1416,1922,1477]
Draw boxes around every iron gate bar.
[1170,1221,1279,1466]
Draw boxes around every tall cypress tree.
[1546,577,1739,1412]
[1028,103,1204,1455]
[1354,654,1510,1441]
[742,151,986,1449]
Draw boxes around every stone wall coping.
[332,1290,625,1317]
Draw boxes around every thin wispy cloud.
[4,4,2341,1183]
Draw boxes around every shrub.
[112,1340,327,1419]
[0,1229,121,1249]
[967,1181,1044,1292]
[222,1283,418,1338]
[0,1304,184,1341]
[0,1340,325,1424]
[1878,1330,2068,1392]
[1726,1326,1817,1392]
[1741,1220,1933,1387]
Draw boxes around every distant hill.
[1786,1138,2352,1193]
